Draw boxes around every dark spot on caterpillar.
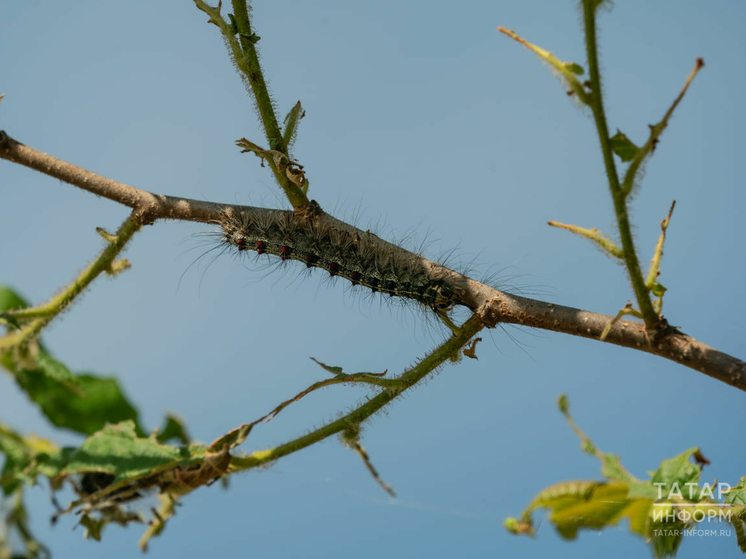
[280,245,291,261]
[328,261,340,276]
[423,286,439,306]
[305,252,318,267]
[256,240,266,254]
[350,270,361,285]
[236,237,247,251]
[368,277,380,292]
[383,279,397,294]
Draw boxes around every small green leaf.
[581,440,597,455]
[310,357,344,376]
[0,285,29,314]
[564,62,585,75]
[228,13,238,34]
[282,101,305,152]
[557,394,569,414]
[79,515,106,542]
[650,447,702,498]
[651,283,667,297]
[724,476,746,506]
[609,131,640,162]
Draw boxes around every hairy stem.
[230,315,483,470]
[230,1,283,151]
[581,1,657,328]
[193,0,308,210]
[0,214,140,350]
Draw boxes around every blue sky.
[2,1,746,557]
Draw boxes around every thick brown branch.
[2,131,744,391]
[0,131,219,225]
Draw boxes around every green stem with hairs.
[230,1,284,152]
[0,214,140,351]
[193,0,308,209]
[230,315,484,470]
[581,1,657,329]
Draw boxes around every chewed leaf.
[549,483,650,540]
[37,421,197,483]
[509,397,746,557]
[13,368,144,437]
[17,421,235,551]
[510,480,652,541]
[609,131,640,162]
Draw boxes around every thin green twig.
[193,0,308,210]
[497,27,590,104]
[581,0,657,329]
[547,221,623,259]
[230,315,484,471]
[622,59,705,196]
[646,201,676,289]
[0,214,140,351]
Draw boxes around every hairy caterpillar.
[218,204,469,312]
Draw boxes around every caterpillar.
[218,203,467,312]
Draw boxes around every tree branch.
[2,130,744,391]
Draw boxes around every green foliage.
[609,131,640,162]
[0,1,737,557]
[506,396,746,557]
[0,418,238,550]
[15,370,143,437]
[0,286,144,437]
[0,284,200,551]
